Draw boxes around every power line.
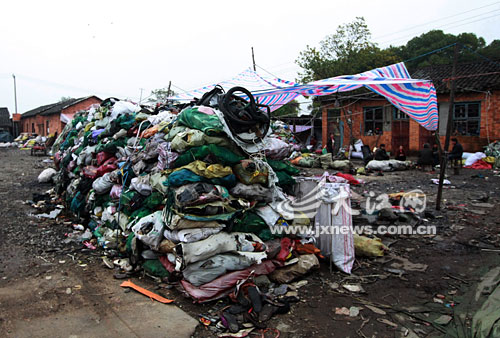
[379,10,500,46]
[13,74,131,100]
[255,64,282,80]
[374,1,500,41]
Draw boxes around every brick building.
[319,61,500,155]
[21,96,101,136]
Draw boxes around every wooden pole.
[436,43,459,210]
[251,47,256,72]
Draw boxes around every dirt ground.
[1,148,499,337]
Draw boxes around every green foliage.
[273,100,299,117]
[297,18,500,82]
[296,17,399,82]
[402,30,492,71]
[59,96,73,102]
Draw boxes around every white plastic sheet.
[465,152,486,166]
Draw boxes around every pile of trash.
[270,121,302,147]
[47,88,335,333]
[483,141,500,169]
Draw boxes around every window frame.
[392,107,409,120]
[452,101,481,136]
[363,106,384,135]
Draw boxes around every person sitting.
[374,144,390,161]
[432,143,440,166]
[417,143,434,171]
[394,145,406,161]
[448,138,464,174]
[310,135,317,150]
[448,138,463,160]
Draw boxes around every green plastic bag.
[129,208,153,220]
[232,211,268,233]
[143,192,164,209]
[166,169,237,188]
[115,113,136,130]
[275,170,296,187]
[266,159,300,176]
[176,107,224,136]
[174,144,244,167]
[142,259,169,278]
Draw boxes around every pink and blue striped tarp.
[169,62,438,131]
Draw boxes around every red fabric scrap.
[335,172,361,185]
[464,160,492,169]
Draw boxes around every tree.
[297,21,500,83]
[59,96,73,102]
[401,30,492,71]
[147,88,175,103]
[273,100,300,117]
[482,40,500,60]
[296,17,399,82]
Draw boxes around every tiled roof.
[21,96,101,118]
[412,61,500,94]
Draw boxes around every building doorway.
[391,109,409,155]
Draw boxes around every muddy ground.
[0,148,499,337]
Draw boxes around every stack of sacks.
[51,96,322,303]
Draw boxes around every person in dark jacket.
[432,143,440,166]
[394,145,406,161]
[326,133,335,156]
[448,138,463,160]
[418,143,434,167]
[374,144,390,161]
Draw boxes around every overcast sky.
[1,0,499,115]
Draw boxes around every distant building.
[21,96,102,136]
[318,60,500,154]
[0,107,11,133]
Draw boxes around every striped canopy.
[169,62,438,130]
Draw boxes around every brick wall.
[322,89,500,155]
[437,90,500,152]
[21,97,102,136]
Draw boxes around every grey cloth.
[230,183,273,203]
[179,232,264,265]
[183,253,262,286]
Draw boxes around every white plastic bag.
[38,168,57,183]
[465,152,486,166]
[92,172,114,194]
[130,175,152,196]
[314,184,355,274]
[131,211,164,250]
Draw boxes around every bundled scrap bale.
[366,159,411,171]
[49,88,328,311]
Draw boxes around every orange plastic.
[120,280,174,304]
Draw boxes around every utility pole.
[167,81,172,97]
[436,43,459,210]
[251,47,256,71]
[12,74,18,115]
[139,88,144,103]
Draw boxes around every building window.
[364,106,383,135]
[46,120,50,134]
[393,107,408,120]
[31,123,35,133]
[453,102,480,136]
